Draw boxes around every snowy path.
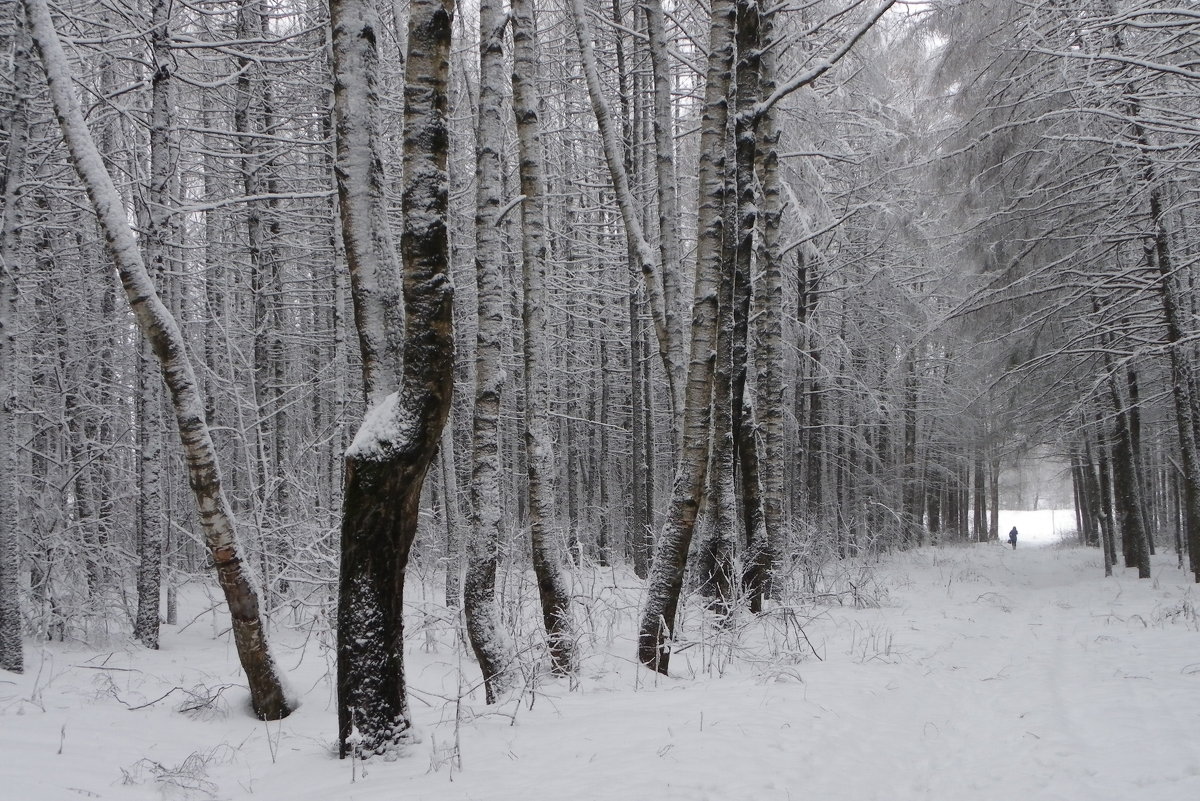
[3,543,1199,800]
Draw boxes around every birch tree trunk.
[567,0,682,425]
[332,0,456,757]
[642,0,684,379]
[732,0,768,608]
[0,12,30,675]
[752,1,786,598]
[133,0,173,650]
[513,0,576,673]
[466,0,518,702]
[23,0,292,718]
[638,0,734,673]
[695,181,737,610]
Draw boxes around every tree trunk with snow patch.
[332,0,456,757]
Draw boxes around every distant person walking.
[1008,526,1018,550]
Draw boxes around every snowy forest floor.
[4,513,1199,800]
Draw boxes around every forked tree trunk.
[331,0,456,757]
[695,162,737,610]
[512,0,576,673]
[638,0,734,673]
[731,0,761,576]
[23,0,292,718]
[1106,401,1151,578]
[466,0,519,703]
[1094,310,1152,578]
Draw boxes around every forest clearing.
[3,513,1199,800]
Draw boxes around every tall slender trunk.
[973,450,987,542]
[696,156,737,610]
[1106,401,1150,577]
[236,0,289,605]
[752,0,786,595]
[512,0,576,672]
[629,279,652,578]
[439,423,463,609]
[1090,418,1118,575]
[0,11,31,674]
[24,0,292,718]
[729,0,768,609]
[642,0,684,401]
[638,0,734,673]
[132,0,174,650]
[466,0,519,702]
[567,0,681,424]
[1147,181,1200,582]
[902,352,921,543]
[988,452,1000,542]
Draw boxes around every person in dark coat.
[1008,526,1018,549]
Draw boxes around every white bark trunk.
[753,0,785,599]
[466,0,519,700]
[638,0,735,673]
[134,0,172,651]
[23,0,293,719]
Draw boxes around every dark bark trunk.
[332,0,456,756]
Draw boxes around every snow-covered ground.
[3,512,1198,800]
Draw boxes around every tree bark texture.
[0,11,31,675]
[466,0,519,703]
[638,0,734,673]
[333,0,456,757]
[513,0,577,673]
[749,0,786,601]
[133,0,173,651]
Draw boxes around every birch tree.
[22,0,293,718]
[638,0,734,673]
[512,0,576,673]
[466,0,519,701]
[331,0,456,757]
[133,0,173,651]
[0,9,30,675]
